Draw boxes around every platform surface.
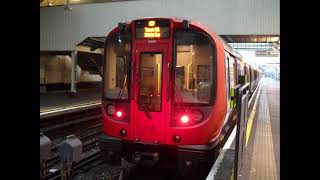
[40,88,101,112]
[239,77,280,180]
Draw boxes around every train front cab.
[100,18,227,177]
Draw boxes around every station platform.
[207,77,280,180]
[40,88,101,113]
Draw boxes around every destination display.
[135,20,170,39]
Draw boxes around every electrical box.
[40,133,51,161]
[59,135,82,163]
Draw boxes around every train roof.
[116,17,246,64]
[216,36,260,70]
[218,36,242,59]
[218,37,259,70]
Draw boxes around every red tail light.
[105,103,129,122]
[116,111,123,117]
[181,115,189,123]
[171,108,205,127]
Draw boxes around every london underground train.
[99,17,261,177]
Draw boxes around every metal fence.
[234,83,250,180]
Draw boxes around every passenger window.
[226,56,230,100]
[229,57,236,88]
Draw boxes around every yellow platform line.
[230,168,234,180]
[245,85,261,146]
[40,100,101,113]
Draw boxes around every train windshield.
[174,31,215,104]
[104,33,131,100]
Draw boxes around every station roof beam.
[221,35,280,52]
[75,37,106,75]
[40,0,136,7]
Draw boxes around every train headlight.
[191,109,204,122]
[106,104,116,115]
[171,108,206,127]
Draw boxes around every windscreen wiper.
[116,75,127,104]
[173,79,187,114]
[116,58,128,104]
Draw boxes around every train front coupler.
[132,151,159,167]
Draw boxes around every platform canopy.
[76,37,106,75]
[220,35,279,43]
[40,0,135,7]
[221,35,280,51]
[76,37,106,52]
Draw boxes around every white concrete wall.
[40,0,280,51]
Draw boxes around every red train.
[99,17,261,177]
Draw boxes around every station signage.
[255,50,279,57]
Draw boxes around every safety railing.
[233,83,250,180]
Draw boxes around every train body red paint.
[100,17,261,176]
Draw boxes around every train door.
[133,43,169,143]
[224,53,237,126]
[225,53,231,120]
[229,56,236,109]
[229,56,236,92]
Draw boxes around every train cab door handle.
[166,62,171,102]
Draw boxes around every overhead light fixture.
[270,36,279,42]
[47,0,55,6]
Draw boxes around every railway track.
[40,102,238,180]
[40,104,104,180]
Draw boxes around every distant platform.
[40,88,101,113]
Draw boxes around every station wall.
[40,0,280,51]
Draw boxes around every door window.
[138,53,163,112]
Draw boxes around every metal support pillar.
[70,51,77,95]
